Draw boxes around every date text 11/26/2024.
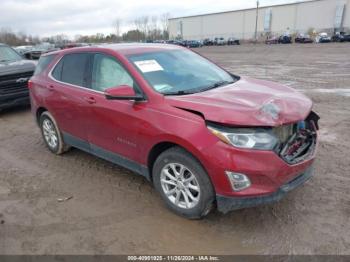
[127,256,220,261]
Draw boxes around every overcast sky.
[0,0,308,38]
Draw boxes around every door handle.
[84,97,96,104]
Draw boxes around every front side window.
[92,54,134,92]
[52,53,90,87]
[128,49,236,95]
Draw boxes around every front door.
[84,53,148,169]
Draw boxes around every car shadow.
[0,105,31,116]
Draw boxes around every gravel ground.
[0,43,349,255]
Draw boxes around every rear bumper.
[216,165,313,213]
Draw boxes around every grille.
[274,120,317,164]
[0,71,33,95]
[273,124,295,144]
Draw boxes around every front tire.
[39,112,70,155]
[153,147,215,219]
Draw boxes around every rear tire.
[39,112,70,155]
[153,147,215,219]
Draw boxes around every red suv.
[29,44,319,219]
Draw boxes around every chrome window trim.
[48,53,104,95]
[48,52,147,101]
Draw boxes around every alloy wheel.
[42,118,58,149]
[160,163,201,209]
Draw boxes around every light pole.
[254,0,260,43]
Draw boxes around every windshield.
[128,49,237,95]
[0,46,22,62]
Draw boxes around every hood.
[0,59,37,76]
[165,77,313,127]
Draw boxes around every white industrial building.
[168,0,350,40]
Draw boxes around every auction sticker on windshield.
[134,60,163,73]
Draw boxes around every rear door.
[47,52,93,149]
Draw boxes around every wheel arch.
[146,138,211,185]
[36,107,48,125]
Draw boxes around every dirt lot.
[0,44,349,255]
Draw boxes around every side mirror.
[104,85,145,101]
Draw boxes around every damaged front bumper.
[216,165,314,214]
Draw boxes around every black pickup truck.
[0,43,36,110]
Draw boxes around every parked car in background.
[14,45,43,60]
[29,44,319,219]
[0,43,36,110]
[167,40,183,46]
[174,40,186,46]
[266,35,292,44]
[185,40,202,48]
[63,43,89,49]
[316,32,331,43]
[203,38,214,46]
[227,37,240,45]
[265,36,279,44]
[14,45,34,56]
[171,40,187,47]
[203,39,210,46]
[214,37,226,45]
[332,32,350,42]
[153,40,167,44]
[22,48,44,60]
[278,35,292,44]
[295,34,313,43]
[15,43,59,60]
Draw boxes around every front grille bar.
[279,121,317,164]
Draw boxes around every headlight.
[207,124,278,150]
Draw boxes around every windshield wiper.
[162,80,235,96]
[199,80,235,92]
[163,90,196,96]
[0,59,11,62]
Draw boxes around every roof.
[169,0,320,20]
[43,43,183,57]
[97,43,182,53]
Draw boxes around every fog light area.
[225,171,251,192]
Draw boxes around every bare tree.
[113,18,122,38]
[132,16,149,41]
[128,14,171,41]
[149,15,159,40]
[160,13,170,36]
[139,16,150,38]
[0,27,40,46]
[133,18,142,31]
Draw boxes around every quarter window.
[34,54,55,76]
[92,54,134,92]
[52,58,63,80]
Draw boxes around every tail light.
[28,79,33,89]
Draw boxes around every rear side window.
[52,53,90,87]
[34,55,55,76]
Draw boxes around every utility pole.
[254,0,259,43]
